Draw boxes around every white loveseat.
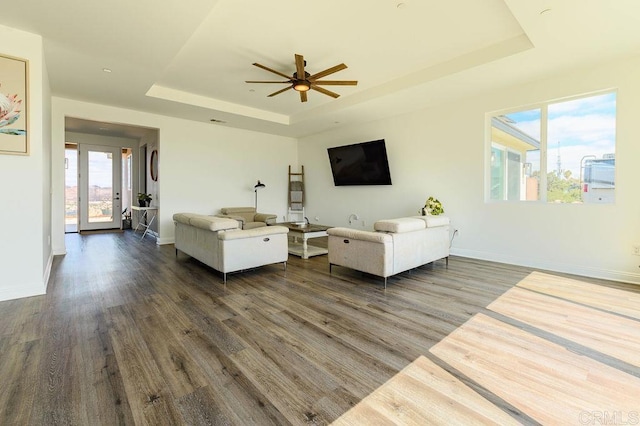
[173,213,289,283]
[327,215,450,287]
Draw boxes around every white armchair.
[217,207,277,230]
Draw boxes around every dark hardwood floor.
[0,230,638,425]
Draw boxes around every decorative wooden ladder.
[288,165,305,222]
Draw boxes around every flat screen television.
[327,139,392,186]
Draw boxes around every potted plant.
[137,192,152,207]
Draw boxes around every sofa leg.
[446,256,449,268]
[329,263,333,274]
[223,272,227,284]
[283,261,287,272]
[384,277,387,289]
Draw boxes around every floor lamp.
[254,180,265,209]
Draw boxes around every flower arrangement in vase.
[422,196,444,216]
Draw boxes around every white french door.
[79,144,122,231]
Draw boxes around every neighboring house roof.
[491,116,540,150]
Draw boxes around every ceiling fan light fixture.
[249,54,356,101]
[293,80,311,92]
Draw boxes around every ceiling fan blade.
[311,85,340,99]
[309,63,347,81]
[253,62,292,79]
[300,91,308,102]
[295,54,305,79]
[268,86,293,97]
[245,80,291,83]
[313,80,358,86]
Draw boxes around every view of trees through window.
[489,91,616,203]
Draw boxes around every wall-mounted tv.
[327,139,392,186]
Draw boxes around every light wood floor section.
[336,270,640,425]
[332,355,520,426]
[489,284,640,368]
[430,313,640,425]
[518,271,640,319]
[0,231,639,425]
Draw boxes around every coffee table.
[279,222,332,259]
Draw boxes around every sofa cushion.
[374,217,426,233]
[254,213,277,224]
[219,207,277,229]
[218,225,289,240]
[328,227,392,243]
[243,222,267,230]
[413,215,450,228]
[220,207,256,223]
[173,213,239,231]
[216,214,246,225]
[221,207,256,214]
[173,212,198,225]
[191,216,239,231]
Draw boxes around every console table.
[131,206,157,240]
[279,222,332,259]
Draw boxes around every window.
[488,91,616,203]
[490,108,541,201]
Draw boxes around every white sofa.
[173,213,289,283]
[327,216,450,287]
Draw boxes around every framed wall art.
[0,54,28,155]
[150,149,158,181]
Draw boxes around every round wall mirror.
[150,149,158,181]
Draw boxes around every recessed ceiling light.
[396,3,406,9]
[210,118,226,124]
[102,68,112,73]
[540,8,552,15]
[249,89,255,92]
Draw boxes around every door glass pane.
[88,150,113,223]
[65,147,78,232]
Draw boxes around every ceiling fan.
[246,54,357,102]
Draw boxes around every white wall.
[52,98,298,251]
[0,25,51,301]
[41,52,52,293]
[299,54,640,284]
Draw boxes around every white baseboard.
[450,248,640,285]
[43,252,54,293]
[156,237,174,245]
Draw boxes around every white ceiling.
[2,0,640,139]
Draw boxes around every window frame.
[485,89,616,204]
